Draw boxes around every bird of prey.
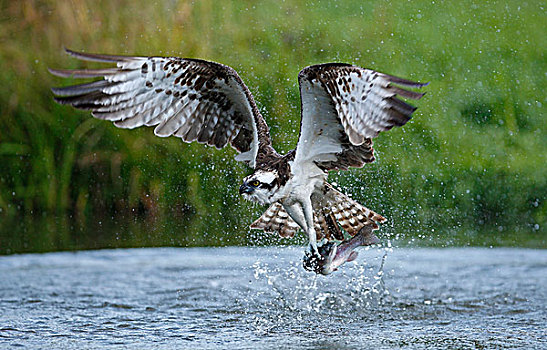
[50,49,427,269]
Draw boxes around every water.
[1,247,545,349]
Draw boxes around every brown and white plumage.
[294,63,427,172]
[250,64,426,249]
[50,49,427,269]
[251,183,387,241]
[50,49,276,169]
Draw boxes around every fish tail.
[357,224,381,246]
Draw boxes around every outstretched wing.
[50,49,273,168]
[294,63,427,171]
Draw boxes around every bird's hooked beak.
[239,182,254,195]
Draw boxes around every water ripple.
[0,247,545,349]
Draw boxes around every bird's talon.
[308,244,322,259]
[302,249,324,273]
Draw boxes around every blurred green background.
[0,0,545,254]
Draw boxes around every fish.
[302,224,380,275]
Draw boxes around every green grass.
[0,0,545,254]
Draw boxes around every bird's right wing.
[50,49,273,168]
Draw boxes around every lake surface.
[0,247,545,349]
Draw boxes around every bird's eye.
[251,180,260,187]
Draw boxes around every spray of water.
[246,244,394,334]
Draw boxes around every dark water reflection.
[2,216,544,255]
[1,247,545,349]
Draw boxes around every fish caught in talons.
[303,224,380,275]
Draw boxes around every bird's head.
[239,170,280,205]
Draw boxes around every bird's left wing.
[293,63,427,171]
[49,49,273,168]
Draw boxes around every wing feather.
[294,64,427,171]
[50,49,273,167]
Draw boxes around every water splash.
[248,246,394,335]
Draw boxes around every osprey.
[50,49,427,266]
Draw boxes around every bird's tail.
[250,202,300,238]
[250,183,386,241]
[313,183,386,238]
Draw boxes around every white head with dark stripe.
[239,170,280,205]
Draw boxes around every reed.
[0,0,545,253]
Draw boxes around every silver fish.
[303,225,380,275]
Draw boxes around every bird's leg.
[282,200,320,258]
[301,197,320,257]
[283,202,309,233]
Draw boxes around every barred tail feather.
[250,203,300,238]
[251,184,386,241]
[331,199,386,235]
[314,183,386,237]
